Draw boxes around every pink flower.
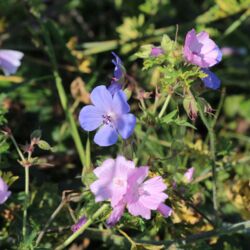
[90,157,172,226]
[90,156,135,207]
[0,176,11,204]
[151,47,164,57]
[183,29,222,68]
[125,167,168,219]
[0,50,24,76]
[184,167,195,183]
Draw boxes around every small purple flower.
[79,85,136,146]
[183,167,195,183]
[108,52,126,95]
[0,50,24,76]
[0,177,11,204]
[157,203,172,217]
[108,81,122,96]
[107,200,126,226]
[111,52,125,80]
[151,47,164,57]
[201,68,221,90]
[183,29,222,68]
[71,216,87,232]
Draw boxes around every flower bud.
[183,95,198,121]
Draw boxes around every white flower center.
[102,112,116,126]
[113,178,125,187]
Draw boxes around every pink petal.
[107,201,126,226]
[127,200,151,219]
[93,158,115,178]
[142,176,167,193]
[90,179,112,202]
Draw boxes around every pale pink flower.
[90,156,172,226]
[184,167,195,183]
[0,176,11,204]
[90,156,135,207]
[183,29,222,67]
[0,50,24,76]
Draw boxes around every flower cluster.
[90,156,172,226]
[183,29,222,89]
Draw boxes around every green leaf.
[30,129,42,139]
[174,118,196,129]
[37,140,52,151]
[161,110,178,124]
[161,34,174,52]
[0,171,19,186]
[85,135,92,172]
[135,45,153,59]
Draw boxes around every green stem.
[9,135,25,162]
[158,94,172,118]
[197,101,218,216]
[22,165,29,238]
[38,20,86,178]
[9,135,30,238]
[36,201,66,246]
[55,204,109,250]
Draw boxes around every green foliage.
[0,0,250,249]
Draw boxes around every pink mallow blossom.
[183,29,222,68]
[0,49,24,76]
[90,156,172,226]
[0,176,11,205]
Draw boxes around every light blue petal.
[94,125,118,146]
[117,113,136,139]
[79,105,104,131]
[90,85,113,112]
[108,81,122,96]
[112,90,130,115]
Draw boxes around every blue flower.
[108,81,122,96]
[79,85,136,147]
[108,52,126,96]
[201,68,221,90]
[111,52,125,80]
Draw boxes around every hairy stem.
[55,204,109,250]
[197,101,218,216]
[36,201,66,246]
[9,135,29,238]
